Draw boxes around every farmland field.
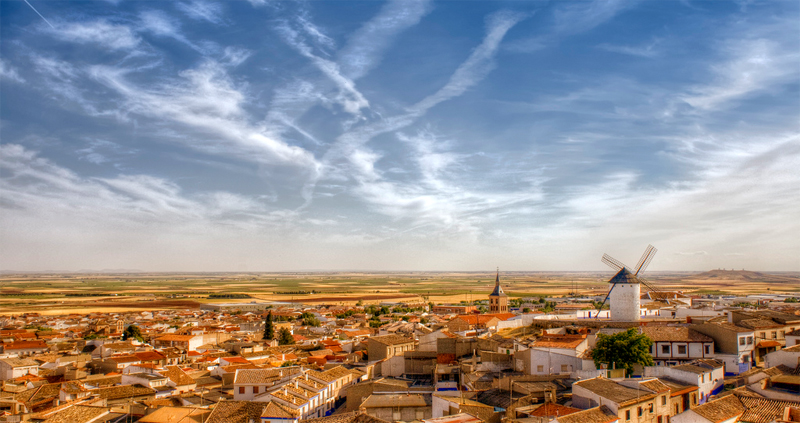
[0,269,798,315]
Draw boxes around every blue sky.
[1,0,798,272]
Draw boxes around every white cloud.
[553,0,634,35]
[682,37,799,110]
[91,61,320,171]
[276,21,369,117]
[337,0,432,80]
[44,20,141,51]
[139,10,207,53]
[221,46,252,67]
[176,0,225,25]
[597,39,659,58]
[412,11,527,112]
[0,59,25,83]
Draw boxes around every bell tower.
[488,268,508,313]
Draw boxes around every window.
[537,365,543,372]
[739,338,745,346]
[747,337,753,345]
[771,332,777,339]
[677,345,687,354]
[239,387,245,394]
[649,403,654,413]
[662,345,670,354]
[626,410,631,421]
[761,332,766,339]
[705,345,711,355]
[779,331,785,338]
[638,407,643,417]
[561,364,568,372]
[254,386,259,394]
[662,396,667,406]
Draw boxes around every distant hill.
[689,269,800,283]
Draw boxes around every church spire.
[495,267,500,286]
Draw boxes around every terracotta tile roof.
[134,350,166,362]
[301,411,390,423]
[361,394,428,408]
[2,340,48,350]
[139,406,210,423]
[206,400,268,423]
[639,379,671,393]
[41,405,109,423]
[234,367,301,384]
[641,326,713,342]
[672,364,714,374]
[162,365,196,386]
[368,334,414,346]
[533,334,587,349]
[261,400,300,418]
[574,378,656,406]
[155,334,198,342]
[527,403,582,417]
[92,383,156,400]
[555,405,618,423]
[691,395,746,423]
[271,388,309,406]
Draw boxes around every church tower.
[488,268,508,313]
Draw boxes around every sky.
[1,0,798,272]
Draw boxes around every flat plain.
[0,269,798,315]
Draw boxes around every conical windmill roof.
[608,268,640,284]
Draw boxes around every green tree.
[278,328,295,345]
[592,328,653,376]
[122,325,144,342]
[263,311,275,340]
[356,300,363,306]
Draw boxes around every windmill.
[595,244,661,321]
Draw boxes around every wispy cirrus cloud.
[0,59,25,82]
[43,19,141,51]
[176,0,225,25]
[139,10,208,54]
[337,0,432,80]
[91,61,320,170]
[553,0,635,35]
[275,20,369,117]
[682,36,799,110]
[597,39,660,58]
[314,10,531,232]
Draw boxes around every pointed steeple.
[490,267,506,297]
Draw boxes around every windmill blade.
[595,283,617,318]
[602,254,628,272]
[634,245,655,275]
[639,276,667,302]
[635,245,658,275]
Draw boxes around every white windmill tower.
[595,245,659,322]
